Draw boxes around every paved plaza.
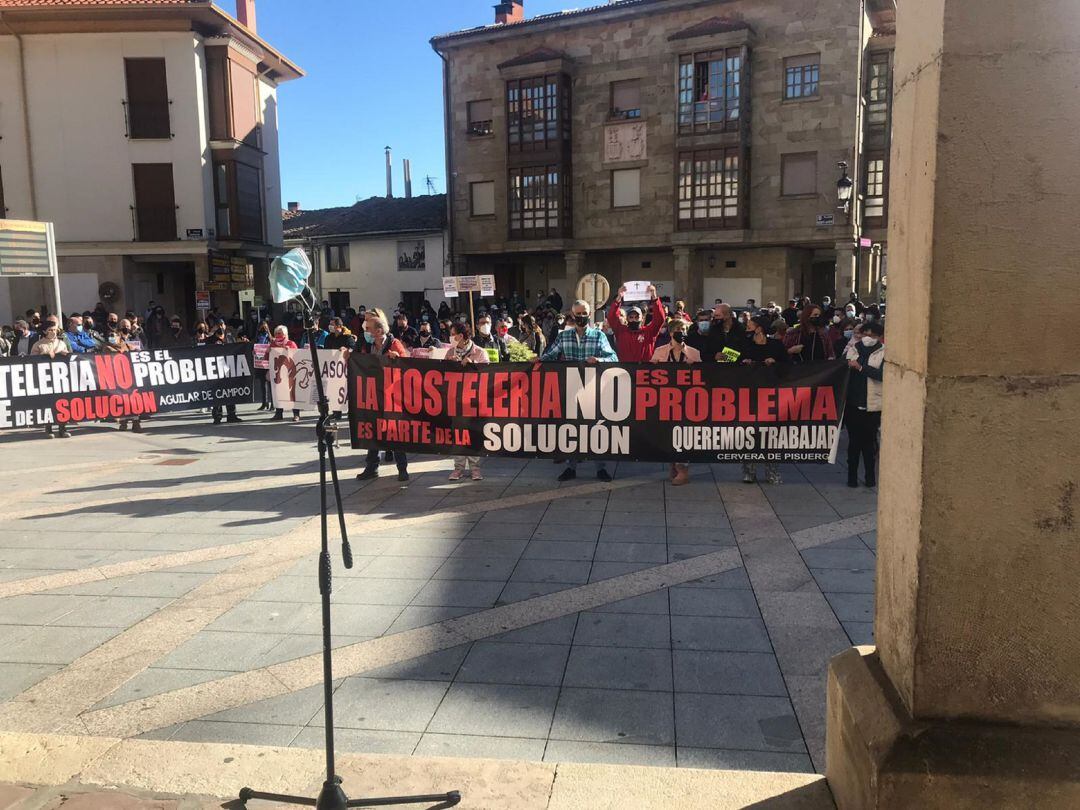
[0,407,876,800]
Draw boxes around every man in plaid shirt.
[542,299,618,481]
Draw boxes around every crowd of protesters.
[0,288,884,488]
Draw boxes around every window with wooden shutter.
[467,100,493,136]
[229,61,260,147]
[124,58,171,139]
[610,79,641,120]
[781,152,818,196]
[235,162,264,242]
[132,163,177,241]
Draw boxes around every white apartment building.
[283,194,450,316]
[0,0,301,325]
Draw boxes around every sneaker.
[742,471,756,484]
[448,469,464,481]
[292,414,301,422]
[132,422,143,433]
[557,468,577,482]
[213,417,222,425]
[44,430,54,439]
[471,469,483,481]
[227,416,242,423]
[864,478,877,488]
[118,421,128,431]
[596,469,612,482]
[271,412,284,421]
[397,471,409,483]
[58,429,71,439]
[356,468,378,481]
[766,471,783,485]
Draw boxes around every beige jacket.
[651,342,701,364]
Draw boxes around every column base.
[827,647,1080,809]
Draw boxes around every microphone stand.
[239,317,461,809]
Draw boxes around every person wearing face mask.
[518,313,546,356]
[686,309,712,353]
[651,317,701,485]
[542,300,618,482]
[10,320,38,357]
[356,313,410,482]
[607,284,665,362]
[268,325,302,422]
[64,316,97,354]
[496,315,519,345]
[444,322,489,481]
[414,320,446,351]
[473,314,509,361]
[158,315,188,349]
[847,292,865,316]
[704,304,746,363]
[738,314,790,485]
[102,319,144,432]
[783,305,836,364]
[253,320,274,410]
[323,317,357,351]
[391,313,419,349]
[843,320,884,488]
[204,321,241,425]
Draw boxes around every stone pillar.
[833,240,855,300]
[672,246,693,305]
[562,250,585,307]
[826,0,1080,807]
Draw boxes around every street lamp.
[836,161,854,214]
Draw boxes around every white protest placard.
[442,277,459,299]
[623,280,651,301]
[480,274,496,297]
[269,347,349,412]
[408,346,449,360]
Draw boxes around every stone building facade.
[431,0,894,312]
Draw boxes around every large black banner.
[349,355,849,464]
[0,345,254,429]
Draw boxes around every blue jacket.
[299,329,328,348]
[65,329,98,353]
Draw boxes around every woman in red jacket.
[268,326,302,422]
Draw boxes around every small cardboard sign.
[721,346,742,363]
[623,280,651,302]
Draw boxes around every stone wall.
[437,0,870,307]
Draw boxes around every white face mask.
[861,336,879,347]
[478,323,491,336]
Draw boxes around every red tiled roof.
[0,1,203,6]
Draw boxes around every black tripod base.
[239,779,462,809]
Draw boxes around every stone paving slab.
[0,411,875,783]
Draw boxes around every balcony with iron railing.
[123,100,173,140]
[131,205,179,242]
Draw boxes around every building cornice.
[0,1,303,81]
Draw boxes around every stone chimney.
[494,1,524,25]
[287,202,300,213]
[236,0,256,32]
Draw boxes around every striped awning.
[0,219,53,277]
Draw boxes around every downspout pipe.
[0,12,38,219]
[431,41,455,277]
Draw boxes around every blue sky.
[253,0,575,211]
